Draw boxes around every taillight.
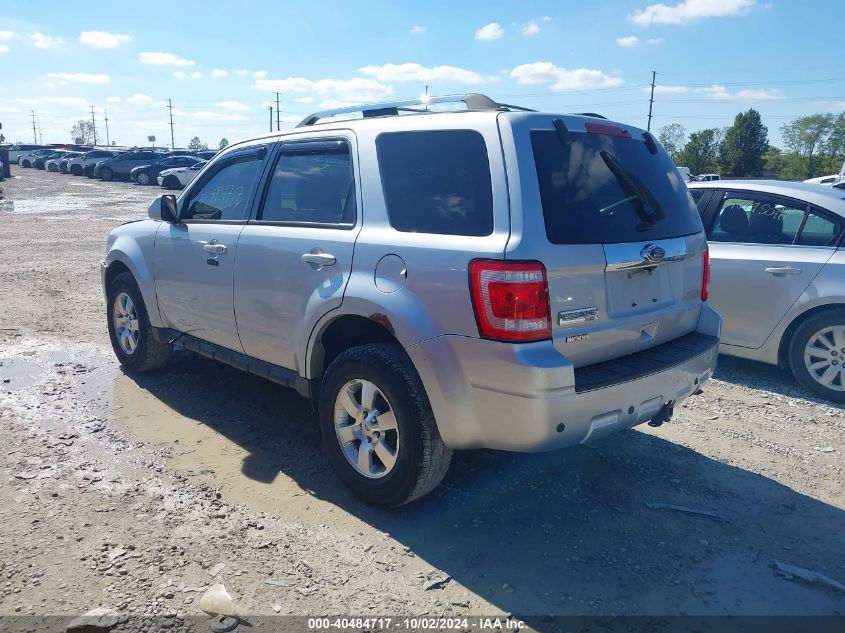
[701,248,710,301]
[469,260,552,342]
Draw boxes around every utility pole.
[90,105,98,145]
[268,105,273,132]
[275,92,281,131]
[104,109,110,147]
[424,85,431,110]
[647,70,657,132]
[167,99,175,149]
[30,110,37,143]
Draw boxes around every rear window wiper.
[599,150,663,225]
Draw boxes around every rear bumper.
[407,304,721,452]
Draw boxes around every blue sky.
[1,0,841,148]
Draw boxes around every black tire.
[100,167,113,181]
[106,272,172,372]
[163,175,181,190]
[21,160,31,168]
[70,165,82,176]
[318,343,452,507]
[788,308,845,403]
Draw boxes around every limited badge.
[565,334,589,343]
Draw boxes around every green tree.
[657,123,686,162]
[218,137,229,150]
[188,136,208,151]
[676,128,721,175]
[763,148,809,181]
[780,114,834,179]
[720,109,768,177]
[821,113,845,174]
[71,120,95,144]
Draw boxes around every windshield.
[530,129,702,244]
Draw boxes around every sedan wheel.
[100,167,113,181]
[802,326,845,393]
[789,309,845,403]
[137,172,151,185]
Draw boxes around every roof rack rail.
[296,93,534,127]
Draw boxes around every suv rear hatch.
[502,114,708,367]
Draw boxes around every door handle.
[764,266,801,276]
[201,242,227,255]
[302,252,336,267]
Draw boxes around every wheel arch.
[307,313,401,381]
[103,244,163,328]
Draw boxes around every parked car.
[68,150,123,176]
[35,151,68,170]
[101,93,720,506]
[693,173,721,182]
[157,160,206,189]
[690,180,845,401]
[5,144,49,163]
[804,174,843,186]
[131,155,203,185]
[676,166,692,182]
[196,150,218,161]
[45,152,80,172]
[19,148,55,168]
[95,150,166,181]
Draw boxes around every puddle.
[111,356,335,519]
[0,357,42,389]
[2,198,90,213]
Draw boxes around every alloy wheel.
[333,379,400,479]
[803,325,845,392]
[112,292,140,355]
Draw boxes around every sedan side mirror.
[148,194,178,223]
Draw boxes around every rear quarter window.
[377,130,494,236]
[531,129,702,244]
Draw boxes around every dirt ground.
[0,168,843,629]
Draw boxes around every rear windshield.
[531,129,702,244]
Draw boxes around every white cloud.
[629,0,756,26]
[647,37,665,44]
[172,110,247,122]
[17,96,88,107]
[253,70,268,79]
[30,32,64,48]
[125,93,160,105]
[293,96,315,104]
[475,22,503,40]
[651,84,780,100]
[107,96,122,103]
[173,71,202,79]
[509,62,623,91]
[214,100,251,111]
[79,31,131,48]
[191,71,202,79]
[253,77,393,104]
[211,68,228,78]
[0,44,8,53]
[410,25,426,34]
[138,51,195,67]
[0,30,14,40]
[44,72,110,84]
[617,35,639,46]
[358,62,490,85]
[541,16,553,22]
[522,22,540,35]
[0,106,21,113]
[233,69,250,77]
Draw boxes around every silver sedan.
[690,180,845,402]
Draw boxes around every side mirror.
[148,194,178,223]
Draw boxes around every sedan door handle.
[201,243,227,255]
[764,266,801,276]
[301,252,336,267]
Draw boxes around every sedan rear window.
[531,129,702,244]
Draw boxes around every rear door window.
[531,129,702,244]
[377,130,493,236]
[796,208,843,247]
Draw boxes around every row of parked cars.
[11,144,217,189]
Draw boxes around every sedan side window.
[710,195,806,245]
[796,209,843,247]
[181,147,267,222]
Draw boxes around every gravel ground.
[0,168,843,628]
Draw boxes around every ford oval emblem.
[641,243,666,264]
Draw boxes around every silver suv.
[101,93,721,506]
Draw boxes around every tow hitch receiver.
[648,401,675,427]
